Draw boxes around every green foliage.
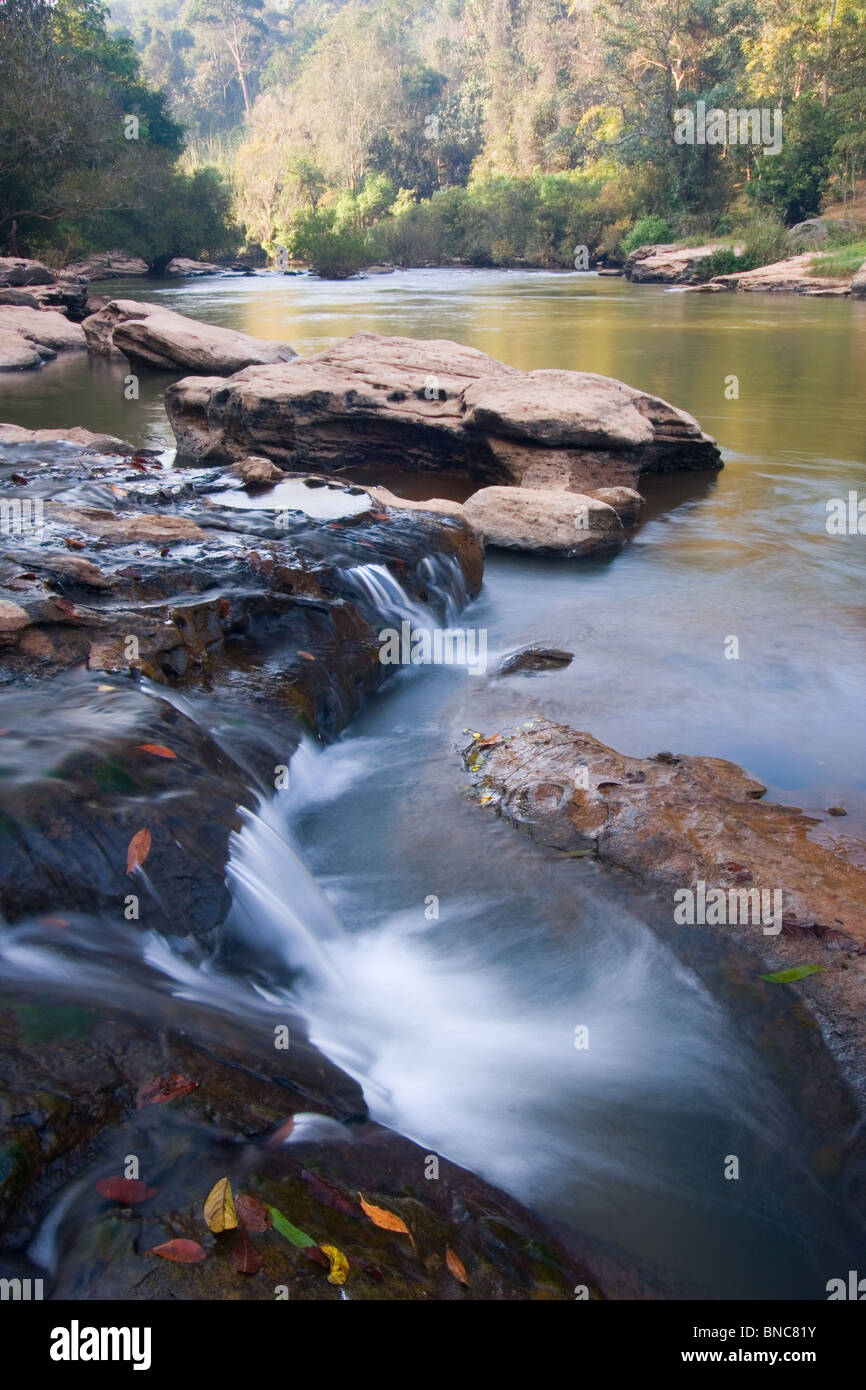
[620,215,673,256]
[810,237,866,278]
[0,0,237,260]
[748,95,841,223]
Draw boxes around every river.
[2,268,865,1298]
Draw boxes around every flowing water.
[2,269,865,1298]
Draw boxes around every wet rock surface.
[0,427,595,1301]
[462,717,866,1106]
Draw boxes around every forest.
[1,0,865,272]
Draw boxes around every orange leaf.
[138,744,177,759]
[148,1239,206,1264]
[446,1248,469,1285]
[298,650,316,661]
[476,733,502,748]
[358,1193,414,1246]
[126,827,152,875]
[65,537,85,550]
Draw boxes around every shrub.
[620,214,673,256]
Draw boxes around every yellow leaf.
[446,1248,469,1285]
[320,1243,349,1286]
[358,1192,414,1246]
[204,1176,238,1233]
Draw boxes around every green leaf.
[758,964,826,984]
[267,1205,316,1248]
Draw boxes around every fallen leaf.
[446,1248,469,1285]
[126,827,152,875]
[204,1176,238,1233]
[136,1073,197,1108]
[267,1205,316,1249]
[759,964,826,984]
[320,1243,349,1285]
[265,1117,295,1147]
[65,537,85,550]
[148,1239,206,1264]
[97,684,116,692]
[301,1168,362,1219]
[358,1193,414,1246]
[298,650,316,661]
[137,744,177,759]
[304,1246,331,1268]
[235,1193,272,1233]
[476,733,503,748]
[231,1229,262,1275]
[94,1177,156,1204]
[53,598,78,617]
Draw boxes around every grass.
[809,238,866,278]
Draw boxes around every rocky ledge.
[463,718,866,1108]
[688,252,853,296]
[0,427,602,1301]
[163,331,720,555]
[623,242,727,284]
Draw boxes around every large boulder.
[788,216,862,248]
[83,299,298,373]
[0,257,55,287]
[851,259,866,300]
[463,486,624,557]
[624,242,726,284]
[0,305,86,369]
[64,250,150,280]
[164,332,721,494]
[165,257,225,276]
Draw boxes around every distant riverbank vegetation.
[2,0,864,276]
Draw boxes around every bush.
[620,215,673,256]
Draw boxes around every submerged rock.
[498,647,574,675]
[83,299,298,374]
[164,332,721,497]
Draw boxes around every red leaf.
[298,651,316,661]
[148,1239,206,1264]
[235,1193,272,1233]
[64,537,85,550]
[231,1230,262,1275]
[301,1168,363,1219]
[94,1177,156,1204]
[303,1246,330,1268]
[137,744,177,759]
[265,1117,295,1147]
[126,827,152,875]
[136,1073,197,1109]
